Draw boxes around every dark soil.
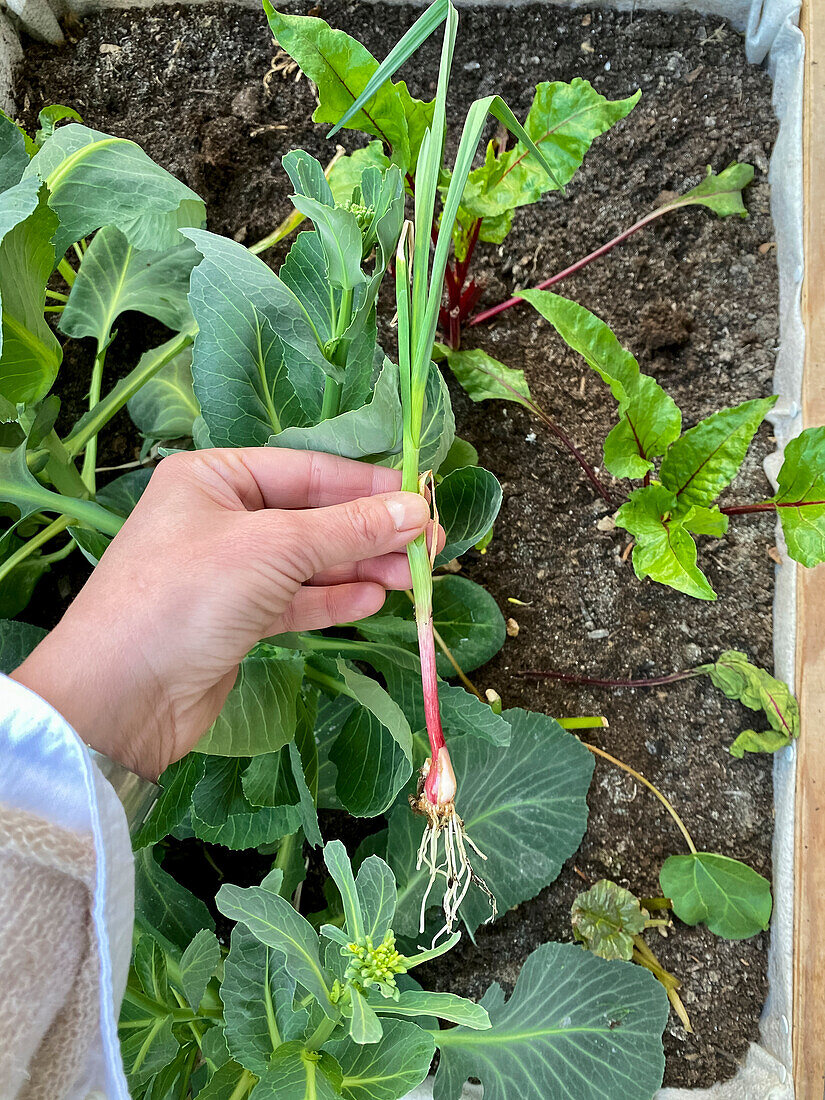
[16,2,780,1089]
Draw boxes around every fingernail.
[385,492,429,532]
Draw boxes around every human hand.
[11,449,442,780]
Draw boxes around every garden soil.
[17,3,780,1088]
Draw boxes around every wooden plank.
[794,3,825,1097]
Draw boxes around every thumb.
[259,490,431,581]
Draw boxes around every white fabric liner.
[0,0,804,1096]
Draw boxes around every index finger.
[204,448,404,510]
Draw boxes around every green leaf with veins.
[0,178,61,406]
[133,846,214,956]
[59,227,198,344]
[700,649,798,757]
[118,1000,179,1092]
[291,193,366,291]
[357,574,505,676]
[223,918,309,1073]
[571,879,648,961]
[519,289,680,477]
[127,346,199,443]
[432,942,667,1100]
[327,658,413,817]
[324,840,366,943]
[283,147,336,205]
[270,357,402,462]
[0,618,46,673]
[252,1041,343,1100]
[435,343,532,408]
[193,1059,250,1099]
[132,753,206,850]
[615,484,716,600]
[179,928,220,1010]
[659,397,777,511]
[216,882,337,1017]
[772,425,825,566]
[326,1018,435,1100]
[459,81,639,220]
[134,933,168,1004]
[675,162,754,217]
[367,989,490,1030]
[434,465,503,564]
[350,987,383,1044]
[659,852,772,939]
[191,755,302,849]
[264,7,428,172]
[682,504,729,537]
[438,436,479,476]
[0,113,29,194]
[195,650,304,756]
[355,855,397,944]
[388,708,593,935]
[185,230,315,446]
[25,123,205,257]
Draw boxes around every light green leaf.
[682,504,729,538]
[59,226,197,344]
[270,357,402,462]
[132,753,206,850]
[435,682,511,746]
[519,289,680,478]
[435,343,532,408]
[0,617,46,673]
[328,659,413,817]
[194,1059,250,1099]
[388,709,593,934]
[773,425,825,566]
[349,987,383,1044]
[0,178,61,406]
[434,465,502,564]
[659,852,772,939]
[460,81,640,218]
[328,143,391,205]
[34,105,82,148]
[571,879,648,961]
[179,928,220,1010]
[127,346,198,443]
[252,1041,343,1100]
[433,941,667,1100]
[324,840,365,943]
[355,856,397,944]
[196,651,304,756]
[133,846,214,956]
[659,396,777,510]
[216,882,336,1017]
[326,1019,435,1100]
[191,756,301,850]
[264,6,412,171]
[701,649,798,756]
[185,230,316,446]
[223,918,308,1075]
[615,484,716,600]
[25,123,205,257]
[674,162,754,218]
[368,989,490,1030]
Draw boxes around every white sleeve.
[0,673,133,1099]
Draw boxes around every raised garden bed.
[1,0,805,1096]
